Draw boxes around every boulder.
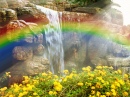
[33,44,50,66]
[13,46,33,60]
[7,60,48,86]
[16,7,49,24]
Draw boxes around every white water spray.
[112,0,130,25]
[36,6,64,74]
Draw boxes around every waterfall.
[36,6,64,74]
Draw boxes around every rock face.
[72,7,123,25]
[72,7,103,14]
[0,1,49,26]
[62,11,130,69]
[16,7,49,24]
[0,9,17,26]
[1,18,50,86]
[7,44,49,86]
[6,20,43,43]
[0,0,8,8]
[0,0,50,86]
[13,46,33,60]
[6,0,25,8]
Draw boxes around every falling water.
[36,6,64,74]
[112,0,130,25]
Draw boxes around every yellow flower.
[124,74,128,79]
[23,91,28,95]
[91,90,95,94]
[18,93,24,97]
[105,92,110,96]
[63,70,69,74]
[89,95,95,97]
[89,74,94,77]
[101,79,105,83]
[109,66,113,69]
[123,91,129,96]
[96,66,102,69]
[103,66,108,68]
[5,72,11,77]
[48,71,52,75]
[54,75,58,79]
[91,86,95,89]
[82,66,91,72]
[112,92,116,96]
[0,87,7,91]
[118,79,125,85]
[100,95,106,97]
[54,86,62,91]
[117,69,122,74]
[111,84,116,89]
[53,91,57,95]
[48,91,57,95]
[114,81,120,87]
[111,88,115,92]
[111,89,116,96]
[96,91,100,97]
[96,77,103,81]
[114,71,118,74]
[63,77,67,82]
[77,82,83,86]
[95,82,102,88]
[33,92,37,95]
[9,95,14,97]
[14,88,19,92]
[54,81,62,91]
[49,91,53,95]
[42,73,47,76]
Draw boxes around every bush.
[0,66,130,97]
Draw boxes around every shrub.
[0,66,130,97]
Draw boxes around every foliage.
[0,66,130,97]
[70,0,112,7]
[0,72,10,88]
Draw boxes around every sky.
[113,0,130,25]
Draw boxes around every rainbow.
[62,21,130,46]
[0,19,130,72]
[0,21,130,48]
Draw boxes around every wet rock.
[28,0,47,5]
[72,6,123,25]
[0,9,17,26]
[16,7,49,24]
[72,7,103,14]
[7,44,49,86]
[0,0,8,8]
[7,60,48,86]
[106,8,123,25]
[13,46,33,60]
[62,11,94,23]
[65,61,77,71]
[108,57,130,67]
[6,20,43,43]
[6,0,25,9]
[33,44,50,66]
[88,36,109,66]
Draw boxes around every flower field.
[0,66,130,97]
